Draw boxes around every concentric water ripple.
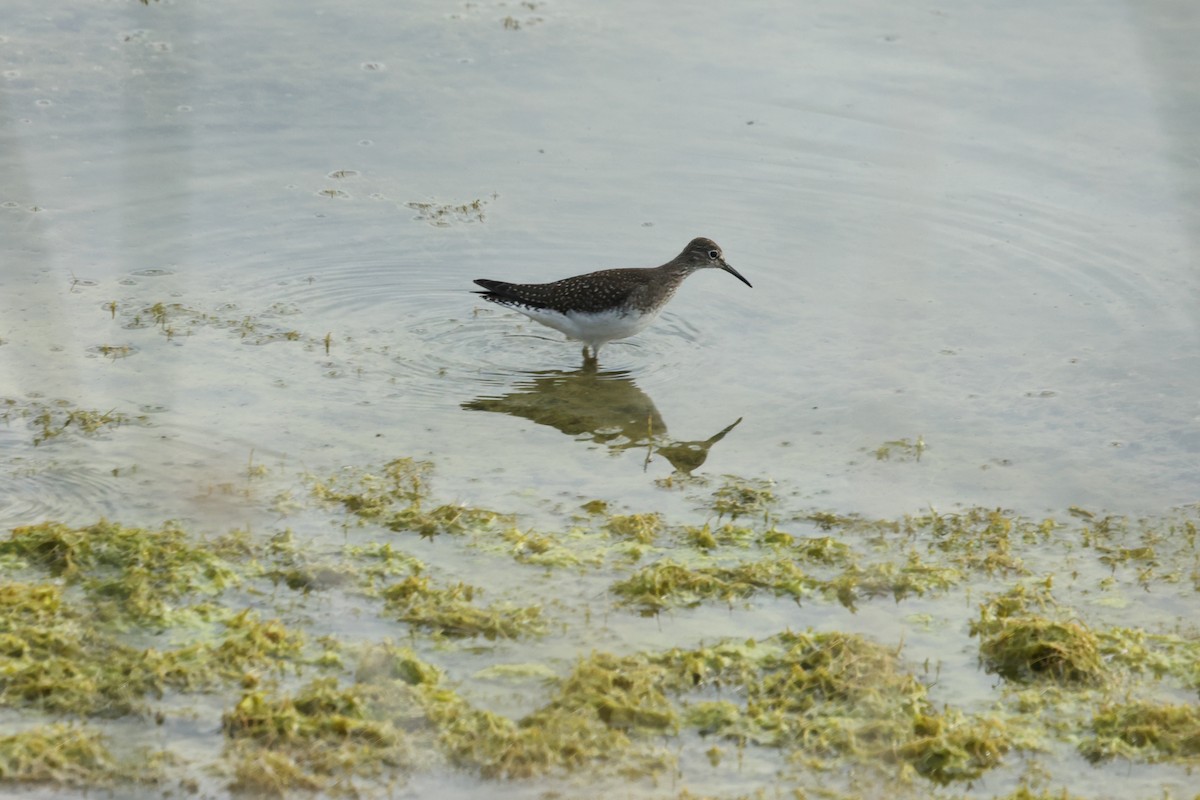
[0,460,123,529]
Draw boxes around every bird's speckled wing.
[473,268,653,314]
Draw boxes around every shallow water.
[2,0,1199,797]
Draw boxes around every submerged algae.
[648,631,1011,783]
[0,724,157,788]
[2,465,1198,797]
[1080,701,1200,763]
[971,586,1105,685]
[711,477,776,521]
[0,397,148,446]
[610,551,959,614]
[612,558,815,614]
[310,458,511,538]
[223,676,412,795]
[381,574,545,639]
[1,520,238,626]
[0,579,307,718]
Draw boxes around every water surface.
[1,0,1198,797]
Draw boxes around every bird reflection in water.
[463,363,741,474]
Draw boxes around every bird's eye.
[708,250,719,259]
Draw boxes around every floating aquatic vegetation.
[649,631,1013,782]
[0,724,158,788]
[677,522,757,551]
[223,676,412,795]
[405,196,492,226]
[823,553,961,611]
[1,520,238,626]
[381,574,545,639]
[310,458,511,538]
[1,466,1197,796]
[611,558,815,614]
[971,586,1105,685]
[0,397,148,446]
[422,650,671,779]
[102,299,313,347]
[604,512,663,543]
[0,578,309,717]
[1096,626,1200,689]
[1079,701,1200,763]
[873,436,927,462]
[710,476,776,521]
[497,526,593,568]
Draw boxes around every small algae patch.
[425,652,674,779]
[710,476,776,521]
[1,519,238,626]
[343,541,427,592]
[611,558,815,614]
[208,609,309,676]
[972,587,1105,685]
[549,651,678,732]
[0,397,148,446]
[677,522,757,551]
[229,750,325,796]
[381,575,545,639]
[0,724,154,788]
[823,554,961,610]
[263,531,358,593]
[604,512,663,543]
[0,579,308,716]
[1080,701,1200,763]
[108,299,319,347]
[873,436,927,462]
[223,677,412,795]
[1097,626,1200,687]
[648,631,1013,783]
[312,457,432,518]
[311,458,511,538]
[763,531,851,562]
[611,550,958,614]
[405,196,490,226]
[430,696,638,779]
[802,506,1056,577]
[580,499,609,515]
[354,642,655,780]
[496,526,595,568]
[890,708,1011,784]
[992,789,1088,800]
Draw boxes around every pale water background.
[1,0,1199,797]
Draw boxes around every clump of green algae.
[971,585,1105,685]
[310,457,510,538]
[1080,701,1200,762]
[0,724,156,788]
[381,574,545,639]
[612,558,815,614]
[2,519,237,626]
[223,676,411,795]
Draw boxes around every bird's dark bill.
[722,262,752,288]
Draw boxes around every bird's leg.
[581,346,598,368]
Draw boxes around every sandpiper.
[473,237,751,360]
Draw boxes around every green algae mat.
[1,459,1198,798]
